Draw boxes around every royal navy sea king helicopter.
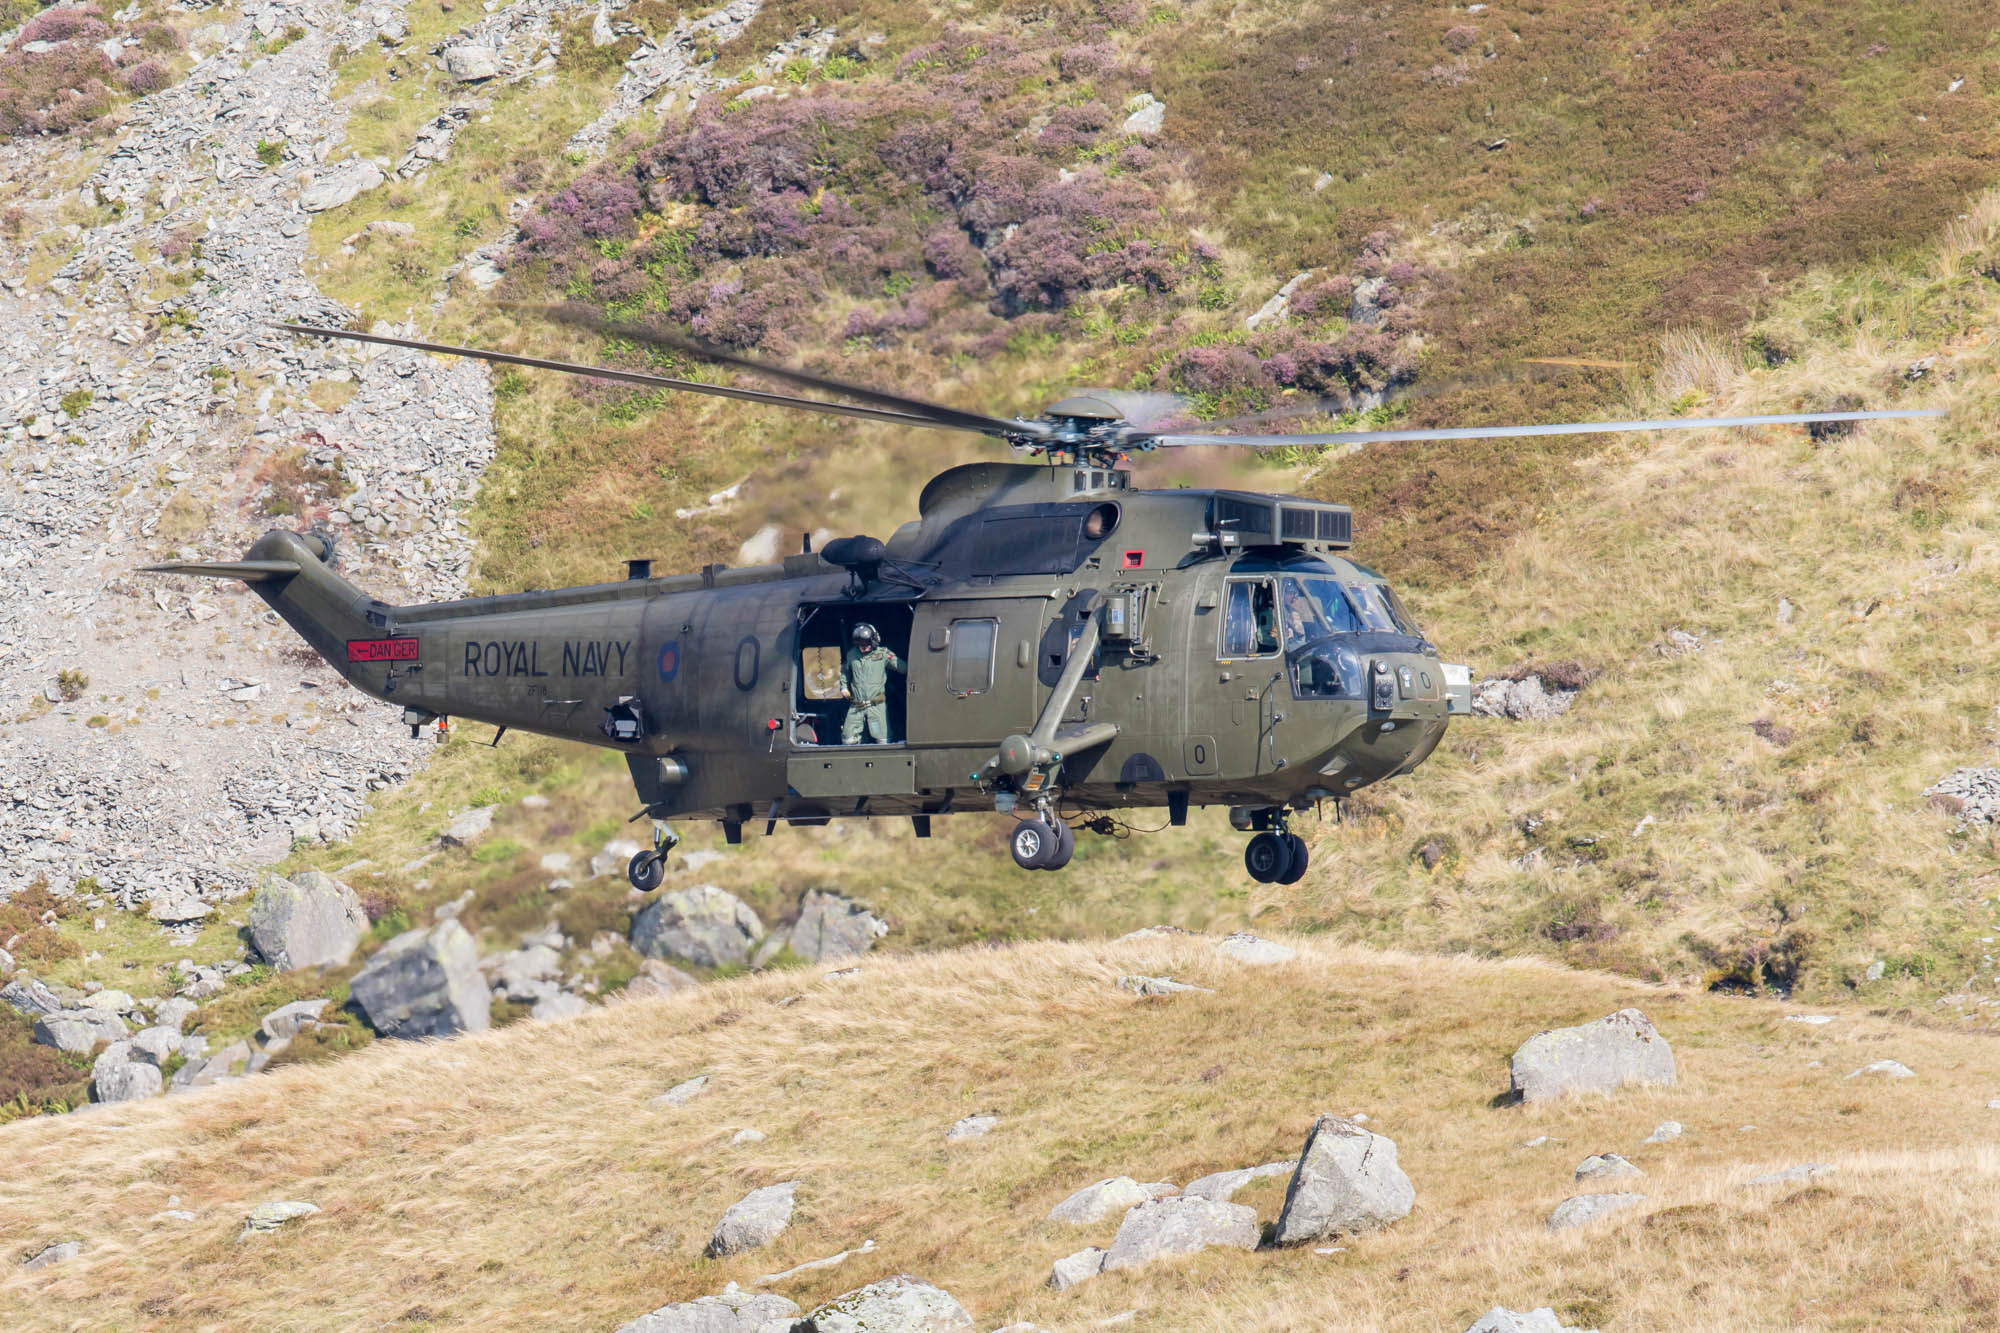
[145,314,1941,888]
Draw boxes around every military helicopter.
[146,312,1940,887]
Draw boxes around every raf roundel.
[658,641,680,684]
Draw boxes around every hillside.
[6,935,2000,1330]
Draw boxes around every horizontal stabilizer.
[139,559,301,583]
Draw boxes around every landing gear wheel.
[627,849,665,892]
[1276,832,1309,885]
[1010,818,1059,870]
[1041,819,1075,871]
[1244,831,1289,883]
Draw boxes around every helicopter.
[146,312,1941,887]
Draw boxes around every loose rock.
[1574,1154,1642,1183]
[349,919,491,1039]
[1116,975,1211,996]
[1049,1246,1107,1290]
[1742,1163,1834,1188]
[1214,932,1296,965]
[1272,1115,1415,1245]
[33,1008,127,1054]
[1100,1197,1258,1273]
[21,1240,81,1269]
[653,1074,709,1108]
[1048,1177,1151,1225]
[247,871,367,971]
[438,804,497,846]
[1848,1059,1915,1079]
[625,959,700,1000]
[1464,1309,1595,1333]
[1509,1009,1676,1102]
[1181,1161,1292,1202]
[1641,1121,1683,1144]
[240,1200,320,1239]
[1546,1193,1646,1232]
[794,1276,973,1332]
[2,976,61,1017]
[631,885,765,968]
[945,1113,998,1142]
[787,891,888,962]
[260,998,330,1042]
[705,1182,800,1258]
[615,1287,802,1333]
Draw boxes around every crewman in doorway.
[841,622,907,744]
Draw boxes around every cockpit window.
[1221,579,1281,657]
[1279,576,1363,640]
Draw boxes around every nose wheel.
[1009,815,1074,871]
[1245,829,1308,884]
[627,822,680,891]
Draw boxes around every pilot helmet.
[851,622,880,650]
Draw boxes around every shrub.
[0,42,115,137]
[1442,23,1478,52]
[19,5,108,44]
[255,137,283,166]
[121,58,167,94]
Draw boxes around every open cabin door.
[906,598,1045,749]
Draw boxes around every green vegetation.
[255,137,285,166]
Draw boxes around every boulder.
[616,1287,802,1333]
[33,1008,126,1054]
[1545,1193,1646,1232]
[1848,1059,1915,1079]
[945,1113,998,1142]
[1742,1163,1833,1188]
[93,1043,162,1102]
[1471,676,1580,721]
[1181,1161,1292,1202]
[130,1026,181,1066]
[82,989,135,1014]
[260,998,330,1042]
[153,997,197,1032]
[1642,1121,1683,1144]
[439,804,497,846]
[631,885,764,968]
[1121,92,1165,136]
[1117,975,1211,996]
[349,920,491,1039]
[787,891,888,962]
[795,1276,973,1332]
[443,44,502,80]
[1464,1309,1594,1333]
[2,976,61,1017]
[299,159,385,212]
[1509,1009,1675,1103]
[21,1240,80,1269]
[625,959,699,1000]
[147,896,211,925]
[0,946,10,975]
[1048,1247,1107,1290]
[1214,932,1295,965]
[171,1039,251,1091]
[1100,1197,1258,1273]
[1048,1176,1151,1224]
[531,992,588,1021]
[1574,1154,1642,1183]
[247,871,366,971]
[486,944,563,1001]
[704,1181,799,1258]
[240,1200,319,1238]
[1272,1115,1415,1245]
[652,1074,708,1108]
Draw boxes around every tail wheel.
[1244,831,1289,883]
[1042,819,1076,871]
[1276,832,1309,884]
[627,849,665,892]
[1010,818,1057,870]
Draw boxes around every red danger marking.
[347,638,419,663]
[1122,550,1145,570]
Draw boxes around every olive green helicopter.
[146,312,1940,886]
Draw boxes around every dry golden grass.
[6,937,2000,1330]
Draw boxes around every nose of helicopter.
[1294,646,1464,796]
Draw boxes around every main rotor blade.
[1146,408,1946,449]
[270,323,969,434]
[538,303,1053,442]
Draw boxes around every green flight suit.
[841,644,907,744]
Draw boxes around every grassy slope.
[5,936,2000,1330]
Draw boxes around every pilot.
[841,622,906,745]
[1252,582,1280,654]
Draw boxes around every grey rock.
[1848,1059,1914,1079]
[1864,959,1886,982]
[1100,1197,1258,1273]
[787,891,888,962]
[439,804,497,846]
[487,944,563,999]
[1464,1308,1594,1333]
[1181,1161,1292,1202]
[1117,975,1211,996]
[94,1049,162,1103]
[5,977,64,1018]
[0,946,12,975]
[153,997,198,1032]
[653,1074,708,1108]
[945,1113,998,1142]
[300,159,385,212]
[33,1008,126,1054]
[1546,1193,1646,1232]
[171,1039,251,1091]
[130,1025,181,1066]
[705,1181,799,1258]
[349,920,491,1039]
[795,1276,973,1332]
[625,959,700,1000]
[1048,1246,1106,1290]
[240,1200,319,1238]
[443,44,502,80]
[1048,1176,1151,1224]
[1742,1163,1834,1188]
[631,885,765,968]
[615,1287,802,1333]
[1574,1154,1642,1183]
[82,989,135,1014]
[531,992,588,1021]
[1121,93,1165,136]
[1471,675,1580,721]
[260,998,330,1042]
[1509,1009,1676,1103]
[147,896,211,925]
[1214,931,1295,965]
[1272,1115,1414,1244]
[1642,1120,1683,1144]
[247,870,366,971]
[21,1240,81,1269]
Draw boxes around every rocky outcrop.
[3,976,62,1017]
[616,1287,801,1333]
[349,920,491,1039]
[794,1276,973,1332]
[787,891,888,962]
[705,1182,799,1258]
[1100,1197,1259,1273]
[631,886,764,968]
[246,871,366,971]
[1048,1176,1151,1224]
[1272,1115,1415,1245]
[1509,1009,1676,1103]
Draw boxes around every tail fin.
[143,530,393,677]
[138,559,301,582]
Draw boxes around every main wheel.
[627,849,665,892]
[1041,819,1076,871]
[1009,818,1058,870]
[1276,832,1309,884]
[1244,831,1289,883]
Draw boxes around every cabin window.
[945,618,998,695]
[1220,579,1280,658]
